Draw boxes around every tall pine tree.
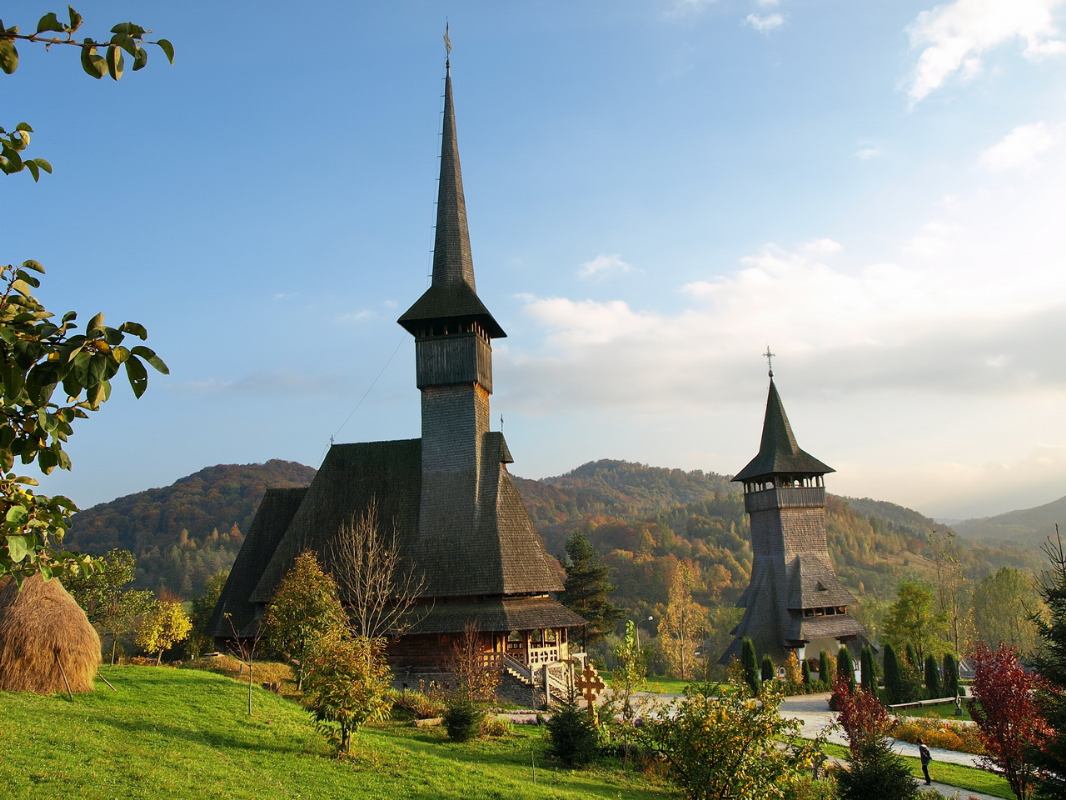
[1031,530,1066,799]
[560,532,622,644]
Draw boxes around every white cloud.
[336,309,375,323]
[800,238,843,257]
[578,253,634,280]
[854,145,882,161]
[501,130,1066,420]
[666,0,716,15]
[978,121,1060,171]
[745,12,785,32]
[755,0,780,6]
[906,0,1066,104]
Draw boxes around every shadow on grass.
[90,715,314,757]
[363,726,666,800]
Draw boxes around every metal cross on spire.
[763,345,776,378]
[443,21,452,69]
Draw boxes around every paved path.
[779,693,982,769]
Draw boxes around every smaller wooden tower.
[722,365,865,666]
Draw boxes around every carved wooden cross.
[573,663,605,715]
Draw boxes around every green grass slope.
[0,666,666,800]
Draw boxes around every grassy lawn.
[0,666,669,800]
[821,743,1013,799]
[894,702,973,722]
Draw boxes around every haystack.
[0,574,100,694]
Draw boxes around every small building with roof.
[209,60,584,691]
[721,366,866,667]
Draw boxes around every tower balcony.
[744,485,826,513]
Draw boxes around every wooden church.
[209,61,585,686]
[721,364,866,666]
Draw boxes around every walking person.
[918,738,932,785]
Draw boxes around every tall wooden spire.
[398,63,505,339]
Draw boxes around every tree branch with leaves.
[0,7,172,584]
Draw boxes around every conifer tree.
[924,654,942,698]
[819,650,832,686]
[1030,530,1066,799]
[943,653,960,700]
[761,654,774,682]
[802,659,812,686]
[740,637,761,696]
[905,643,920,670]
[837,647,856,693]
[883,644,903,705]
[560,532,622,644]
[860,645,877,693]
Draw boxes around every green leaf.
[80,43,105,79]
[86,311,105,332]
[67,6,83,33]
[24,160,39,182]
[0,40,18,75]
[15,122,32,133]
[36,12,65,34]
[11,128,28,150]
[21,259,45,273]
[106,45,124,80]
[33,158,52,174]
[157,38,174,64]
[119,321,147,339]
[125,356,148,398]
[6,535,29,563]
[111,32,137,56]
[5,505,28,525]
[132,46,148,71]
[130,345,169,375]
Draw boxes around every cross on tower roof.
[763,346,776,378]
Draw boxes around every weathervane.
[443,21,452,69]
[763,345,776,378]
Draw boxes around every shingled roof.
[398,66,505,339]
[238,433,563,614]
[208,487,306,638]
[733,378,834,482]
[788,553,855,609]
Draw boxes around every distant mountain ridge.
[955,494,1066,546]
[64,457,1040,603]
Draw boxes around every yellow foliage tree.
[661,562,705,680]
[136,599,191,664]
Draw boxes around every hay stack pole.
[0,574,101,695]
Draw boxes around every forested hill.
[67,460,316,596]
[65,457,1037,606]
[954,494,1066,546]
[516,460,1039,624]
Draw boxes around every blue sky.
[7,0,1066,518]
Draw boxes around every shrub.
[784,651,803,688]
[833,677,892,757]
[836,739,920,800]
[480,715,510,737]
[302,631,392,754]
[546,699,599,767]
[637,682,823,800]
[443,698,484,742]
[890,718,984,755]
[783,776,836,800]
[802,659,812,686]
[390,689,445,721]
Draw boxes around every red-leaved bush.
[969,643,1052,800]
[832,675,892,757]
